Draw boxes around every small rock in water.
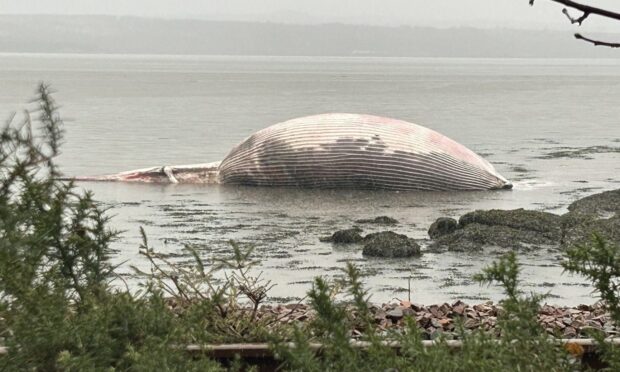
[355,216,399,225]
[428,217,458,239]
[362,231,421,258]
[319,227,364,243]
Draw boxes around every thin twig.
[562,8,589,25]
[575,33,620,48]
[269,295,309,325]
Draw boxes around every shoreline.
[165,297,618,340]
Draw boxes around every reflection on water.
[1,54,619,305]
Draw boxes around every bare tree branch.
[574,33,620,48]
[531,0,620,23]
[530,1,620,48]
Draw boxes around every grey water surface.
[1,54,619,305]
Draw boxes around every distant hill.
[1,15,619,58]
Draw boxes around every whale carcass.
[77,113,512,191]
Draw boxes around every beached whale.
[76,113,512,191]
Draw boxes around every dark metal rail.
[2,338,619,371]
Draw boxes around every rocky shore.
[300,188,620,340]
[320,188,619,254]
[255,300,618,340]
[428,188,619,252]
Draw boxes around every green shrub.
[0,84,224,371]
[564,234,620,370]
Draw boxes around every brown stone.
[464,318,479,329]
[417,316,430,328]
[374,309,387,323]
[554,320,566,330]
[439,303,452,316]
[402,307,415,317]
[563,327,577,338]
[453,303,466,315]
[587,320,603,329]
[219,299,620,341]
[386,308,404,321]
[465,309,479,319]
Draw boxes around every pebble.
[386,308,404,320]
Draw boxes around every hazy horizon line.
[3,13,619,33]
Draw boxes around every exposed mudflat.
[89,181,617,306]
[537,145,620,160]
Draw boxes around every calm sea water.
[1,53,619,305]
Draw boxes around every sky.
[2,0,620,32]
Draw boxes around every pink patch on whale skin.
[361,114,419,136]
[428,130,488,168]
[361,113,489,170]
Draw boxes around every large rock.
[567,189,620,216]
[430,223,557,252]
[561,189,620,247]
[362,231,421,258]
[427,189,620,252]
[320,228,364,243]
[428,217,458,239]
[430,209,562,252]
[459,209,562,241]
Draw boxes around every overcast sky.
[2,0,620,32]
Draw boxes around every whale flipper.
[73,162,220,184]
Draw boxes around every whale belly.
[217,113,511,191]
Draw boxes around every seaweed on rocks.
[429,189,620,253]
[362,231,421,258]
[355,216,399,225]
[459,209,562,241]
[561,188,620,247]
[428,217,458,239]
[319,227,364,243]
[430,209,562,252]
[538,145,620,160]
